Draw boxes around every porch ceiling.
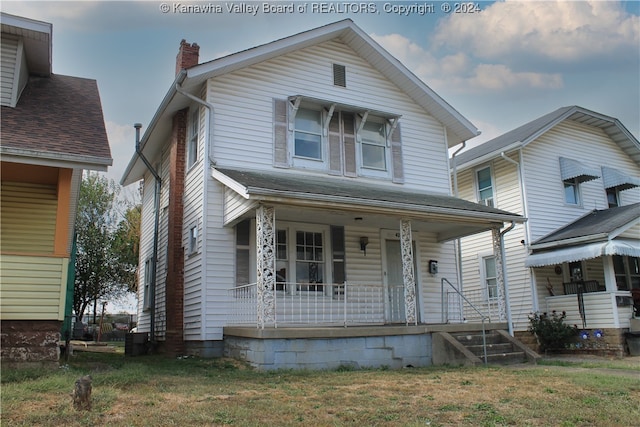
[213,167,524,241]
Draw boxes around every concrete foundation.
[1,320,61,368]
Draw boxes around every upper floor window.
[360,119,387,171]
[294,108,323,161]
[273,97,403,182]
[476,166,494,207]
[187,109,199,169]
[559,157,600,206]
[606,187,619,208]
[563,178,580,205]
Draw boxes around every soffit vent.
[333,63,346,87]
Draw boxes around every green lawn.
[2,352,639,426]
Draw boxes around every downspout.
[450,141,466,309]
[174,82,215,342]
[174,83,215,164]
[499,221,516,336]
[500,149,538,320]
[135,123,161,346]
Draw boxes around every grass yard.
[2,351,639,426]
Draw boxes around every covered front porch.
[212,168,525,369]
[215,167,524,332]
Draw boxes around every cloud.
[372,33,563,93]
[432,0,639,67]
[105,121,136,185]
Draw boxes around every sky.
[2,0,639,312]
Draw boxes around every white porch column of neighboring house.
[491,227,507,322]
[602,256,618,293]
[256,204,276,328]
[400,219,418,325]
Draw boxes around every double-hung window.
[613,256,640,291]
[476,166,494,207]
[143,259,151,310]
[360,119,387,171]
[563,178,580,205]
[296,231,324,291]
[187,109,199,169]
[483,256,498,299]
[294,108,323,161]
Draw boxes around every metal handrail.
[441,278,489,365]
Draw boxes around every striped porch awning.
[525,239,640,268]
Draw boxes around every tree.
[112,203,141,293]
[74,174,138,321]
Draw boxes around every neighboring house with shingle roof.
[121,19,525,369]
[452,106,640,356]
[0,13,112,367]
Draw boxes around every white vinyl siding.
[206,39,450,192]
[523,121,640,241]
[1,36,26,107]
[184,102,207,341]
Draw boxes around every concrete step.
[485,351,527,365]
[450,332,503,346]
[465,342,514,356]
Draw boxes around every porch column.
[400,219,417,325]
[256,204,276,328]
[491,228,507,322]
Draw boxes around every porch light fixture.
[360,236,369,255]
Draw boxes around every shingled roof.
[1,74,112,169]
[532,202,640,247]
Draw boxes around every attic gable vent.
[333,63,346,87]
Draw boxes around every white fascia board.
[1,13,51,35]
[454,141,523,172]
[608,215,640,240]
[1,148,112,171]
[211,168,250,199]
[246,186,524,223]
[530,233,609,251]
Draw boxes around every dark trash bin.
[625,332,640,356]
[125,332,148,356]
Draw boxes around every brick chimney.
[176,39,200,76]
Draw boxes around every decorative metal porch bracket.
[492,227,507,322]
[256,205,276,328]
[400,219,417,325]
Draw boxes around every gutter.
[134,123,161,346]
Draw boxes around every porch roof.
[525,239,640,268]
[212,167,524,241]
[531,203,640,249]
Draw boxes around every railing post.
[343,282,348,327]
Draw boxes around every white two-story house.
[121,20,523,369]
[453,106,639,355]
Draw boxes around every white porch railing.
[545,291,634,329]
[228,283,385,328]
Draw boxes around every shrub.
[528,311,577,352]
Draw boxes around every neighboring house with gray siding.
[453,106,639,355]
[122,20,523,369]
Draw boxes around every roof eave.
[1,147,112,171]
